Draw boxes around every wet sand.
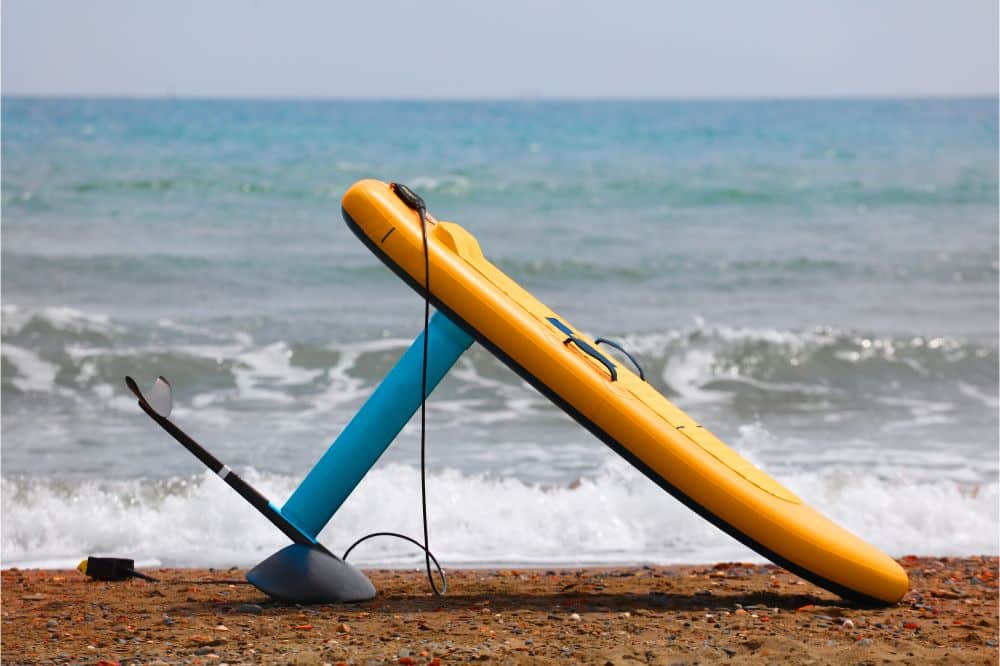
[2,556,996,665]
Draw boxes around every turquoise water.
[2,98,997,568]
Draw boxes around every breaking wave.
[3,305,995,411]
[2,461,995,569]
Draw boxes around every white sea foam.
[229,342,323,404]
[298,338,411,417]
[155,318,232,339]
[2,305,121,336]
[2,461,996,570]
[2,345,62,393]
[661,348,727,404]
[957,381,1000,409]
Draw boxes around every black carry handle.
[564,336,617,381]
[595,338,646,381]
[547,317,617,381]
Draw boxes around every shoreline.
[3,556,996,664]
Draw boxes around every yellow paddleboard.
[342,179,908,605]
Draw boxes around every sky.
[2,1,997,99]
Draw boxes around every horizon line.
[2,92,997,104]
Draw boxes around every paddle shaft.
[126,377,326,554]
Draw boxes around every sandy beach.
[1,556,996,665]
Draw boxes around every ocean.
[2,97,997,570]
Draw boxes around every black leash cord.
[341,187,446,595]
[341,531,445,591]
[416,205,445,595]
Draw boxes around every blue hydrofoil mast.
[282,311,473,539]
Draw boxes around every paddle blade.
[147,376,173,417]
